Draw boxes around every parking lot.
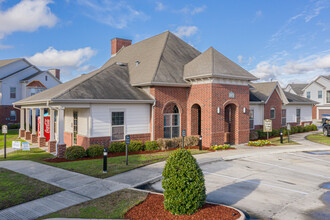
[150,150,330,219]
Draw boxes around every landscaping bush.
[108,142,126,153]
[297,126,304,133]
[144,141,159,151]
[311,124,317,131]
[162,149,206,215]
[86,145,104,157]
[157,138,178,150]
[65,146,86,160]
[185,136,199,147]
[291,126,298,134]
[210,144,234,150]
[282,128,288,135]
[256,129,267,139]
[8,123,19,129]
[271,129,280,137]
[128,141,144,152]
[248,140,272,146]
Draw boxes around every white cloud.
[77,0,148,29]
[174,26,198,38]
[250,51,330,85]
[155,2,165,11]
[237,55,243,64]
[176,5,206,15]
[0,0,57,39]
[252,10,262,22]
[27,46,97,81]
[237,55,254,65]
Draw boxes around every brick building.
[14,31,314,157]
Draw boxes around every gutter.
[151,100,156,140]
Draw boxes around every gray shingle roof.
[249,82,277,102]
[284,91,317,104]
[0,58,21,68]
[287,83,308,95]
[184,47,258,81]
[15,63,153,105]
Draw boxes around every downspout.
[151,100,156,140]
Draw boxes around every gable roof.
[14,63,154,105]
[0,58,22,68]
[249,81,288,104]
[184,47,258,81]
[26,80,46,88]
[286,83,308,95]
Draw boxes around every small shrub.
[282,128,288,135]
[304,125,313,132]
[271,129,280,137]
[291,126,298,134]
[248,140,272,146]
[185,136,199,147]
[311,124,317,131]
[108,142,126,153]
[145,141,159,151]
[128,141,144,152]
[65,146,86,160]
[297,126,304,133]
[86,145,104,157]
[8,123,20,129]
[210,144,234,150]
[256,129,267,138]
[162,149,206,215]
[157,138,177,150]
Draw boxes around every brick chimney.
[48,69,60,80]
[111,38,132,56]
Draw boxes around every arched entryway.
[163,102,180,138]
[224,104,237,144]
[191,104,201,135]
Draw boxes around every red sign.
[38,116,50,142]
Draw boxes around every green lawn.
[0,168,63,210]
[47,149,209,178]
[306,133,330,145]
[39,189,147,219]
[0,148,55,161]
[269,136,299,146]
[0,129,26,150]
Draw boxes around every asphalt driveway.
[150,150,330,219]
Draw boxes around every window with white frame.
[307,91,311,99]
[249,109,254,130]
[112,112,125,140]
[10,111,16,121]
[281,109,286,126]
[10,87,16,99]
[164,104,180,138]
[270,108,275,119]
[296,109,301,125]
[318,90,322,99]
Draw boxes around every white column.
[57,107,65,145]
[50,109,55,141]
[40,108,44,137]
[32,108,36,134]
[20,108,25,130]
[25,108,30,132]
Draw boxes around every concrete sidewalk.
[0,161,129,220]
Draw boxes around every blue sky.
[0,0,330,86]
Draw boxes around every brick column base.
[31,134,38,143]
[38,137,46,147]
[48,141,57,153]
[19,129,25,138]
[57,144,67,158]
[25,131,31,140]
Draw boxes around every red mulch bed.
[43,146,218,163]
[125,193,241,220]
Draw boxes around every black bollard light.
[199,135,202,151]
[103,148,108,173]
[280,130,283,144]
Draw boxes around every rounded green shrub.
[128,141,144,152]
[271,129,280,137]
[86,145,104,157]
[145,141,159,151]
[162,149,206,215]
[311,124,317,131]
[65,146,86,160]
[297,126,304,133]
[108,142,125,153]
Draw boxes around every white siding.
[249,104,264,127]
[303,82,324,104]
[91,104,150,138]
[29,72,60,90]
[282,105,313,124]
[64,108,90,136]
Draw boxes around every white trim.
[15,99,155,105]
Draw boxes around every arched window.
[164,103,180,138]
